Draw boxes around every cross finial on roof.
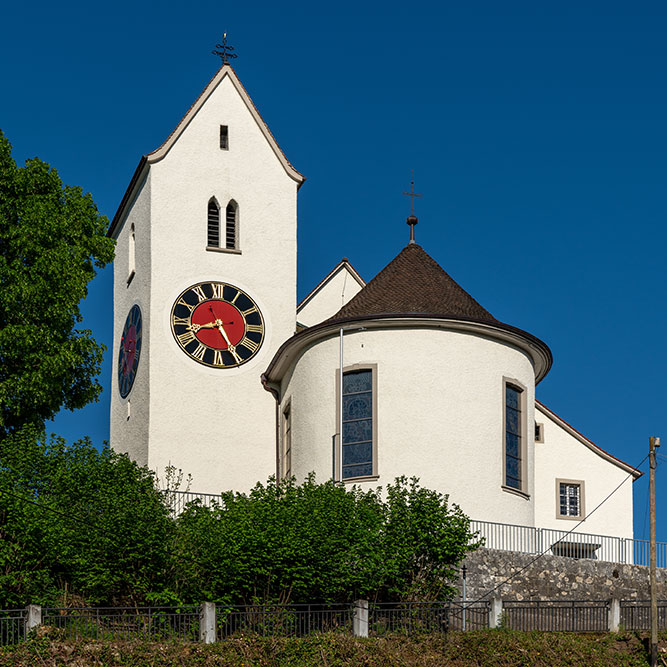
[212,32,238,64]
[402,171,422,244]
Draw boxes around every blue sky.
[2,1,666,540]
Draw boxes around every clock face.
[118,304,142,398]
[170,281,265,368]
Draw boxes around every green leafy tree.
[0,131,114,438]
[170,475,480,605]
[381,477,481,600]
[0,428,174,607]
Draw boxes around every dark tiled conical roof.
[330,243,499,324]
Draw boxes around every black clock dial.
[118,304,142,398]
[170,282,265,368]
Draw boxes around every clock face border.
[118,304,143,398]
[170,281,265,369]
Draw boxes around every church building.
[109,61,639,547]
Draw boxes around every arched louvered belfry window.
[225,200,238,250]
[207,198,220,248]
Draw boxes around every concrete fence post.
[25,605,42,635]
[353,599,369,637]
[488,596,503,629]
[608,598,621,632]
[199,602,216,644]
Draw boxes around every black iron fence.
[620,601,667,631]
[0,610,26,645]
[503,600,610,632]
[216,603,352,638]
[4,599,667,645]
[369,601,489,635]
[41,606,200,641]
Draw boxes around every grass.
[0,630,664,666]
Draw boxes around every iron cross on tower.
[402,173,422,244]
[212,32,238,64]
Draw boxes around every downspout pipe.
[261,373,280,486]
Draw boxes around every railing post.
[609,599,621,632]
[488,597,503,629]
[199,602,216,644]
[620,537,626,564]
[353,600,368,638]
[536,527,543,555]
[25,605,42,636]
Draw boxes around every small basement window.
[220,125,229,150]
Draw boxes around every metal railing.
[0,610,25,645]
[41,606,200,641]
[168,491,665,569]
[620,600,667,630]
[166,490,223,515]
[216,603,351,638]
[504,600,610,633]
[369,601,489,635]
[471,518,667,567]
[6,599,667,644]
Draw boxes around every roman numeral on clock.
[241,337,260,354]
[193,285,207,302]
[192,344,207,361]
[246,324,263,334]
[177,330,197,346]
[211,283,225,299]
[176,297,196,313]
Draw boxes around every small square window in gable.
[220,125,229,150]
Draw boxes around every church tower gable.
[111,63,304,493]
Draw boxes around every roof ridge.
[328,243,498,324]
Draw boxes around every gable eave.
[297,258,366,313]
[109,63,305,238]
[264,313,553,387]
[535,400,642,479]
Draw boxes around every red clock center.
[191,300,245,349]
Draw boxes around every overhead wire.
[462,452,650,610]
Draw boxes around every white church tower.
[109,56,304,493]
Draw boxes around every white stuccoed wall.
[297,265,365,327]
[533,406,634,539]
[110,174,151,467]
[279,326,537,526]
[111,71,299,494]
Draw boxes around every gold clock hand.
[188,321,218,332]
[215,321,241,363]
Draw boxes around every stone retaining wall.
[457,547,667,601]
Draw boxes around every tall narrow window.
[342,369,374,479]
[220,125,229,150]
[225,200,237,250]
[127,223,136,283]
[505,384,522,490]
[282,403,292,480]
[207,199,220,247]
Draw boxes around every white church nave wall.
[280,326,537,526]
[533,405,634,539]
